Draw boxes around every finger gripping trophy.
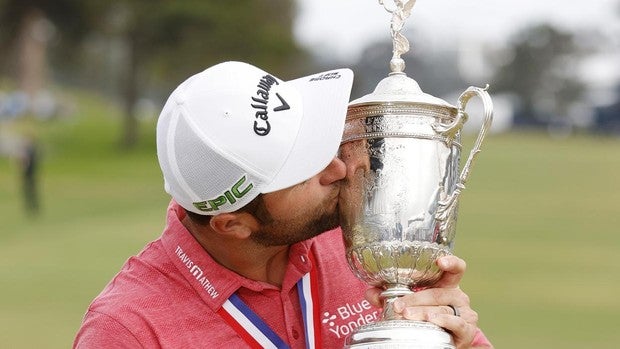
[339,1,493,348]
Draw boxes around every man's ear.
[209,213,258,239]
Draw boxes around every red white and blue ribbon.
[297,252,322,349]
[220,293,289,349]
[218,253,321,349]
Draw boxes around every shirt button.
[292,328,300,339]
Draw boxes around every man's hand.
[364,255,482,349]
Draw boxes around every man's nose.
[319,157,346,186]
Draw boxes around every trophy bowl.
[338,73,493,349]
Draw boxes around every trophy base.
[344,320,455,349]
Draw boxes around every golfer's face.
[249,158,345,246]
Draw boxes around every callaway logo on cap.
[156,61,354,215]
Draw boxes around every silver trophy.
[339,1,493,348]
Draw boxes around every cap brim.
[261,68,354,193]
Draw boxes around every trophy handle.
[456,85,493,186]
[434,86,493,235]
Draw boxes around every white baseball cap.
[157,61,354,215]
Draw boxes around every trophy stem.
[381,284,414,320]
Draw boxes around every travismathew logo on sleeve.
[251,74,290,136]
[175,245,220,299]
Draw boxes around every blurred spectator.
[19,137,40,216]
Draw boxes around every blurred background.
[0,0,618,348]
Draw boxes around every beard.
[249,202,340,247]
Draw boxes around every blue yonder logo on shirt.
[322,300,379,339]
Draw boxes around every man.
[19,137,39,216]
[74,61,492,348]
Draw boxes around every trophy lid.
[349,72,456,110]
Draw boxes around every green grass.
[0,92,170,348]
[1,92,619,348]
[456,133,620,348]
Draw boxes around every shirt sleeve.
[73,311,144,349]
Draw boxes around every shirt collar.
[160,200,313,311]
